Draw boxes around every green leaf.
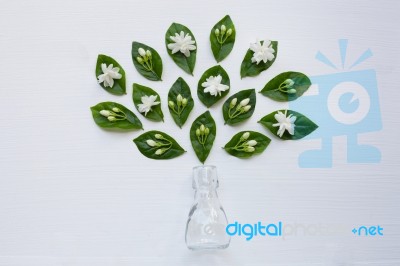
[197,65,230,108]
[224,131,271,158]
[95,54,126,95]
[258,110,318,140]
[165,23,197,75]
[168,77,194,128]
[210,15,236,62]
[133,130,186,160]
[240,40,278,78]
[259,71,311,102]
[222,89,256,125]
[132,83,164,122]
[131,41,163,81]
[190,111,216,163]
[90,102,143,130]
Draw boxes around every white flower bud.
[168,101,175,108]
[287,88,297,94]
[136,57,144,64]
[196,129,201,137]
[138,48,146,57]
[230,98,237,108]
[240,98,250,106]
[100,110,111,117]
[244,146,255,152]
[200,124,205,133]
[215,28,220,36]
[146,139,157,147]
[177,94,183,103]
[146,50,152,57]
[246,140,258,147]
[226,28,233,36]
[284,79,295,87]
[205,128,210,135]
[182,98,188,107]
[242,132,250,140]
[155,134,163,139]
[221,24,226,33]
[107,116,116,122]
[155,148,165,155]
[112,107,121,113]
[242,105,251,112]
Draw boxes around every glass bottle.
[185,165,230,250]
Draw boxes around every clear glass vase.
[185,165,230,250]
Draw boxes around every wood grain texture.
[0,0,399,265]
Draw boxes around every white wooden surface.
[0,0,399,265]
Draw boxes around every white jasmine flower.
[273,110,297,137]
[146,139,157,147]
[242,132,250,140]
[167,31,196,57]
[246,140,258,147]
[250,40,275,65]
[108,116,116,122]
[137,95,160,116]
[202,75,229,97]
[97,63,122,88]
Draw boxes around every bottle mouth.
[192,165,218,189]
[193,165,216,171]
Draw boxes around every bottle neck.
[194,188,218,201]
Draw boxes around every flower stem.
[170,104,186,116]
[228,107,244,119]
